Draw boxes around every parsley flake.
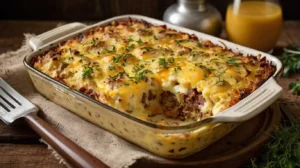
[158,58,168,68]
[135,69,153,82]
[108,65,115,70]
[126,44,135,51]
[136,38,143,45]
[168,57,175,63]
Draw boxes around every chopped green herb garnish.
[82,66,93,79]
[142,46,153,52]
[109,71,128,80]
[123,53,134,57]
[126,44,135,51]
[108,65,115,70]
[113,53,134,64]
[153,36,158,40]
[214,79,225,86]
[195,64,208,78]
[216,53,226,57]
[132,65,145,73]
[159,30,166,33]
[197,42,202,47]
[105,45,116,53]
[127,38,134,42]
[113,55,123,63]
[109,73,119,80]
[136,38,143,45]
[121,63,126,67]
[82,38,97,46]
[168,57,175,63]
[226,57,240,66]
[216,69,227,78]
[208,67,216,71]
[178,51,184,56]
[174,66,182,73]
[92,38,97,46]
[175,39,190,46]
[158,58,168,68]
[135,69,152,82]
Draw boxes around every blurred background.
[0,0,299,21]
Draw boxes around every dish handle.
[213,77,282,122]
[29,22,87,51]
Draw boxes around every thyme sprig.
[280,46,300,77]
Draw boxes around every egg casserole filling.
[31,19,275,125]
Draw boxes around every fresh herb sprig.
[280,46,300,77]
[247,119,300,168]
[289,82,300,95]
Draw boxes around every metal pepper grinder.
[163,0,222,37]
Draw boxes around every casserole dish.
[24,15,282,159]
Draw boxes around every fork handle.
[24,112,109,168]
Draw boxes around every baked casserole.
[31,19,275,126]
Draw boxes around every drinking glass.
[226,0,283,52]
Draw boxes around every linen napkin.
[0,34,165,168]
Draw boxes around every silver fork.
[0,78,108,168]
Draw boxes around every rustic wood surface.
[1,0,300,20]
[0,20,299,167]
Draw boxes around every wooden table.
[0,20,299,168]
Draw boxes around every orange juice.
[226,1,282,51]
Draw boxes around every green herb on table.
[289,82,300,95]
[246,119,300,168]
[280,46,300,77]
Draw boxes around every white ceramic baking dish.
[23,15,283,159]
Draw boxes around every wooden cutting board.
[132,104,281,168]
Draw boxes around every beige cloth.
[0,34,165,168]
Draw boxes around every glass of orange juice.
[226,0,283,52]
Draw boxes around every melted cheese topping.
[32,20,275,124]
